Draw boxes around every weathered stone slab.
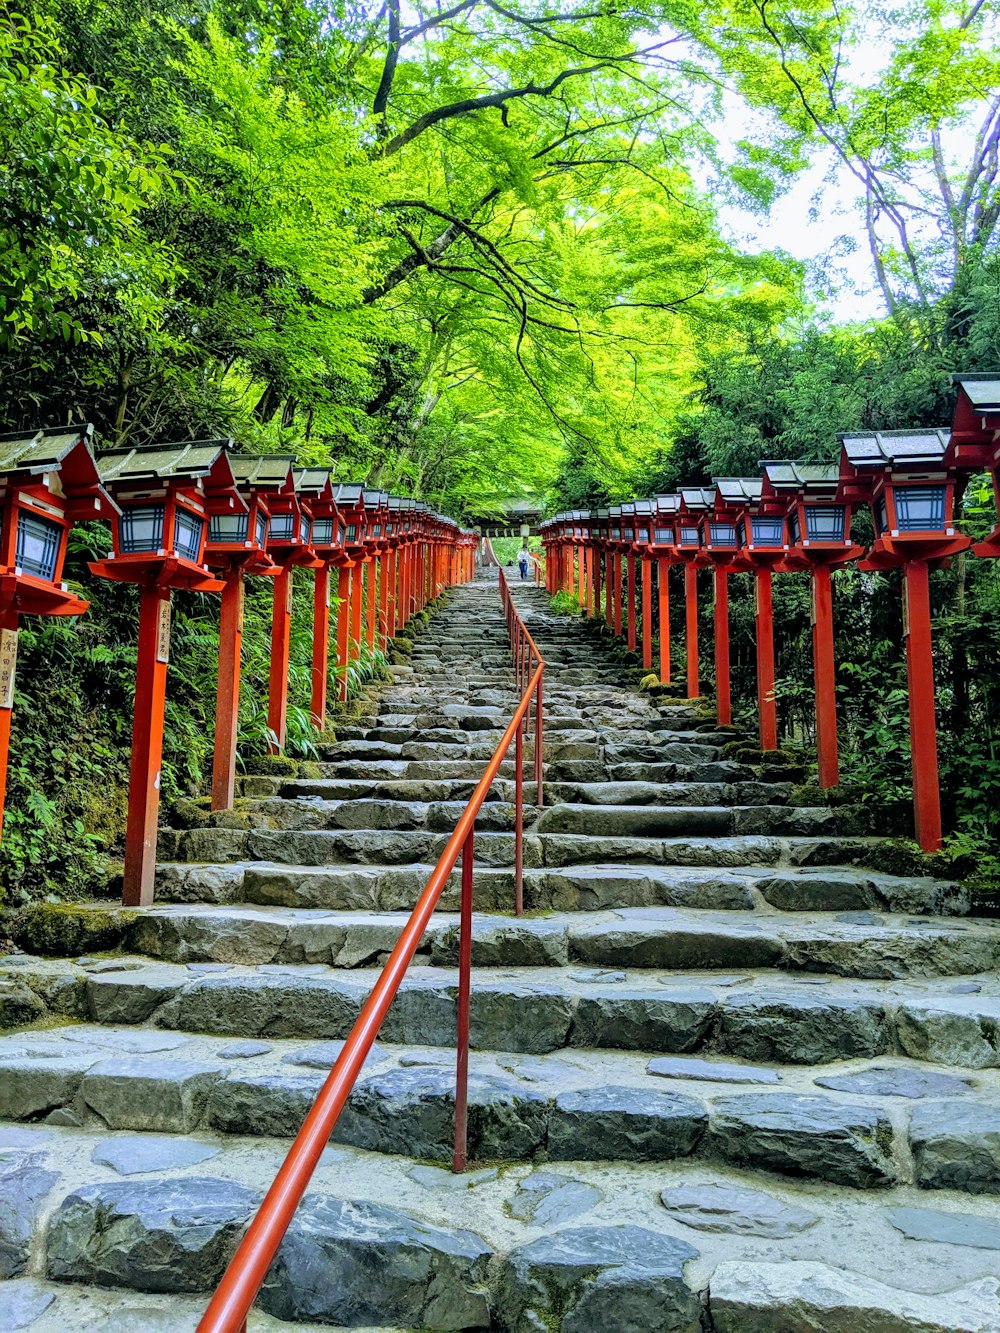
[46,1177,260,1291]
[887,1206,1000,1249]
[258,1196,492,1328]
[815,1065,973,1099]
[0,979,45,1029]
[0,1057,91,1120]
[0,1161,58,1276]
[547,1085,705,1162]
[496,1225,701,1333]
[81,1059,221,1133]
[709,1259,1000,1332]
[909,1100,1000,1194]
[0,1277,55,1330]
[91,1135,220,1176]
[507,1171,603,1226]
[896,1001,1000,1069]
[336,1066,549,1162]
[572,990,715,1052]
[659,1182,818,1237]
[206,1072,325,1137]
[717,991,890,1064]
[709,1093,896,1188]
[85,973,180,1025]
[647,1056,780,1085]
[159,973,367,1039]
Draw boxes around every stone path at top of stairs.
[2,575,1000,1332]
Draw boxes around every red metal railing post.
[534,675,544,807]
[514,725,524,915]
[453,830,474,1173]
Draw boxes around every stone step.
[5,1125,999,1331]
[0,1028,997,1195]
[157,825,883,870]
[155,859,965,918]
[120,903,1000,979]
[5,955,999,1069]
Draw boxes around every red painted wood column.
[0,604,16,840]
[626,553,637,651]
[714,566,731,726]
[904,559,943,852]
[267,565,293,754]
[350,559,364,661]
[379,552,391,648]
[365,557,378,651]
[605,551,613,628]
[657,557,671,683]
[593,548,602,624]
[755,566,778,750]
[336,564,352,701]
[612,552,623,636]
[211,570,244,811]
[641,557,653,669]
[684,563,699,697]
[310,563,330,730]
[123,583,171,907]
[812,565,839,789]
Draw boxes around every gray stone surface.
[0,1278,55,1330]
[81,1059,221,1133]
[206,1072,325,1137]
[336,1066,549,1161]
[709,1259,1000,1332]
[258,1195,492,1328]
[572,989,715,1052]
[887,1206,1000,1249]
[896,1002,1000,1069]
[647,1056,780,1084]
[659,1182,819,1237]
[497,1225,701,1333]
[547,1085,705,1162]
[46,1176,260,1291]
[91,1135,220,1176]
[717,991,890,1064]
[0,1057,91,1121]
[507,1172,603,1225]
[281,1039,383,1071]
[815,1065,974,1098]
[909,1100,1000,1194]
[215,1040,272,1059]
[0,1161,59,1276]
[709,1093,896,1188]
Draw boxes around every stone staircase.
[1,575,1000,1331]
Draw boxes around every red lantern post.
[0,425,115,839]
[838,428,967,853]
[650,496,680,683]
[761,461,864,788]
[676,489,713,698]
[91,441,242,905]
[205,454,289,810]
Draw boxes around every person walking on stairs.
[517,543,531,580]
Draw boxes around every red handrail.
[198,577,545,1333]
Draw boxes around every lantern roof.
[293,467,334,497]
[228,454,296,493]
[838,428,950,469]
[655,494,681,512]
[678,486,715,511]
[760,460,839,491]
[715,477,764,505]
[96,439,238,487]
[951,371,1000,413]
[0,424,117,517]
[362,488,388,508]
[334,483,365,507]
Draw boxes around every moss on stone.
[242,755,299,777]
[6,902,138,956]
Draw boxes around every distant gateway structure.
[470,498,544,536]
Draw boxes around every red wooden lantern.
[0,424,116,839]
[205,454,290,812]
[948,372,1000,557]
[838,428,968,852]
[91,440,242,906]
[675,487,714,698]
[698,480,754,730]
[761,461,864,788]
[333,485,370,698]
